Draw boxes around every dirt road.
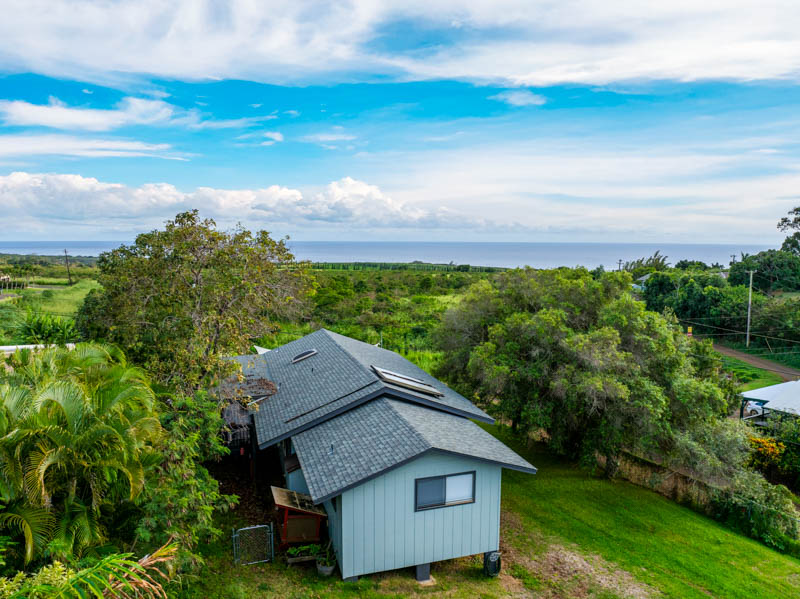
[714,344,800,381]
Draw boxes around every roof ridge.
[320,328,382,384]
[383,398,433,450]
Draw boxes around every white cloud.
[284,110,300,117]
[367,138,797,243]
[0,134,177,159]
[249,103,262,108]
[81,89,93,95]
[2,1,799,85]
[263,131,284,142]
[0,96,275,131]
[303,132,356,142]
[0,172,489,235]
[489,90,546,106]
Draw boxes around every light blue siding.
[339,452,502,579]
[286,467,310,495]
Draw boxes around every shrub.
[710,470,799,553]
[15,311,77,345]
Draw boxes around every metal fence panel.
[232,523,275,565]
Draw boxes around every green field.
[0,279,100,343]
[21,279,100,317]
[721,355,785,391]
[179,426,800,599]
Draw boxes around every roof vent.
[372,365,444,397]
[291,348,318,364]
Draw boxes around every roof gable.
[293,398,536,503]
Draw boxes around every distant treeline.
[0,252,98,267]
[308,261,505,272]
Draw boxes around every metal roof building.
[226,329,536,581]
[742,380,800,417]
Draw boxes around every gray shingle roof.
[293,398,535,503]
[236,329,492,448]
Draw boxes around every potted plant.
[286,543,321,565]
[316,542,336,577]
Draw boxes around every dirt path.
[714,344,800,381]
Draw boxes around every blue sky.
[1,1,799,243]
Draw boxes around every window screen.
[415,472,475,510]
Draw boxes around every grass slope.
[493,426,800,599]
[181,427,800,599]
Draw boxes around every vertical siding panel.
[395,470,404,568]
[353,486,364,576]
[384,471,395,569]
[491,467,500,550]
[341,491,353,579]
[364,483,375,575]
[438,504,451,562]
[374,476,385,572]
[423,510,433,564]
[452,505,462,558]
[481,466,491,551]
[406,464,416,566]
[471,469,481,550]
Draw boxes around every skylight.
[292,349,318,364]
[372,366,444,397]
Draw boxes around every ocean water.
[289,241,771,269]
[0,240,772,269]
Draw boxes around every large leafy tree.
[778,206,800,255]
[729,249,800,293]
[0,344,161,564]
[435,268,736,472]
[77,211,311,394]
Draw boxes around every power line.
[688,352,800,378]
[679,318,800,346]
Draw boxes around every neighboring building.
[225,329,536,581]
[741,380,800,420]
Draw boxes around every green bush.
[710,471,800,553]
[15,311,77,344]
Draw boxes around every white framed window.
[414,471,476,511]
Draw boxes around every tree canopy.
[77,211,311,394]
[778,206,800,255]
[435,268,738,471]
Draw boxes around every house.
[225,329,536,582]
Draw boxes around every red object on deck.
[271,486,327,547]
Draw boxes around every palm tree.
[0,344,161,563]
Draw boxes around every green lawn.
[20,279,100,317]
[721,355,785,391]
[180,426,800,599]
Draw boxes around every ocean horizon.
[0,240,774,269]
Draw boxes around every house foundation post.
[415,563,431,582]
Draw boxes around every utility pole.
[617,259,623,272]
[64,249,73,285]
[746,270,756,347]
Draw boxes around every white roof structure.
[0,343,76,356]
[742,381,800,417]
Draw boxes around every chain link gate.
[232,523,275,565]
